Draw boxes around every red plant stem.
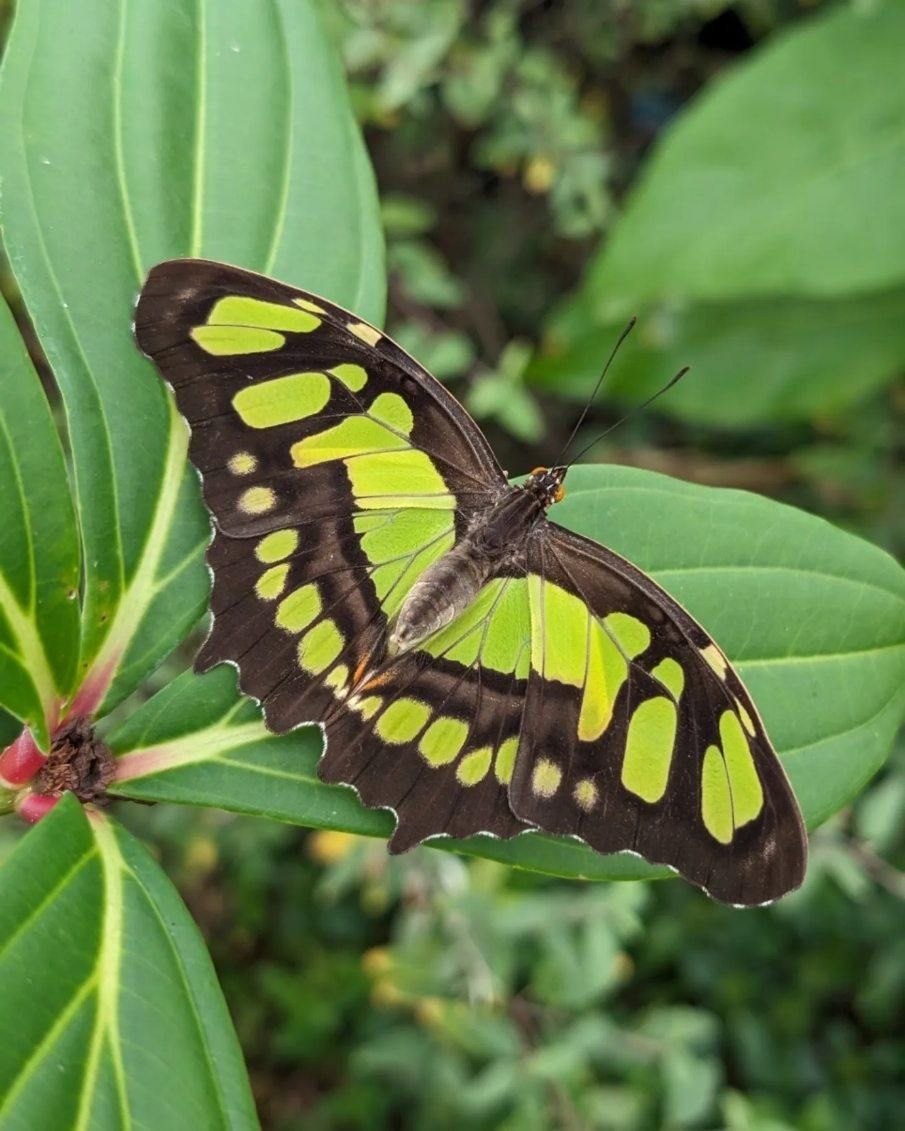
[15,793,60,824]
[0,730,46,787]
[64,654,120,722]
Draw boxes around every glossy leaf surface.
[0,796,258,1129]
[0,294,79,747]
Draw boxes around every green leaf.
[0,294,79,747]
[0,711,21,750]
[531,288,905,427]
[380,193,437,237]
[0,0,385,713]
[389,239,463,307]
[108,467,905,882]
[535,0,905,427]
[468,340,545,442]
[590,1,905,306]
[0,795,258,1129]
[391,323,476,381]
[106,665,389,839]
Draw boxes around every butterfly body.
[390,471,556,654]
[134,259,807,906]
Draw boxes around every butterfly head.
[527,466,567,509]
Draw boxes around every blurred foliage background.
[6,1,904,1128]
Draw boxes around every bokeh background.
[5,2,903,1128]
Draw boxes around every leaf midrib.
[75,814,128,1131]
[112,0,142,282]
[739,641,905,668]
[262,0,292,275]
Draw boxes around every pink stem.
[65,654,120,722]
[16,793,60,824]
[0,730,47,787]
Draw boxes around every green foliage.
[0,0,902,1127]
[533,0,905,427]
[337,0,611,238]
[0,294,79,747]
[132,780,904,1131]
[0,0,382,1123]
[0,796,256,1128]
[0,0,384,713]
[533,289,905,428]
[595,3,905,303]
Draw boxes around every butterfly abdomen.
[389,538,496,654]
[389,486,541,655]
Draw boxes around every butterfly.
[134,259,807,906]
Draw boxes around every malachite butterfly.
[134,259,807,906]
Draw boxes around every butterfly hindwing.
[321,610,532,847]
[508,524,806,905]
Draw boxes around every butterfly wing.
[321,571,534,848]
[507,521,807,906]
[135,257,806,898]
[134,259,508,733]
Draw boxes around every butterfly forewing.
[135,259,506,733]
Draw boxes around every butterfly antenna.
[564,365,690,469]
[553,316,637,468]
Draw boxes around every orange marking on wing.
[363,672,391,690]
[352,654,372,688]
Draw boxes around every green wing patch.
[420,576,531,678]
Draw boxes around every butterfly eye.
[554,484,566,503]
[531,466,548,476]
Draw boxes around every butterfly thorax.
[388,475,560,656]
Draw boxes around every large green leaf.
[0,795,258,1129]
[590,1,905,307]
[0,293,79,748]
[108,466,905,882]
[531,287,905,427]
[0,0,384,713]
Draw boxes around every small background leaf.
[0,293,79,746]
[0,795,258,1129]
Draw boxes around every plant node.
[35,717,114,803]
